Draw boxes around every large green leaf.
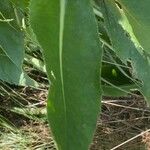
[0,0,37,86]
[30,0,102,149]
[99,0,150,100]
[117,0,150,54]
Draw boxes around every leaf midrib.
[59,0,67,146]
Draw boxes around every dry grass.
[1,85,150,150]
[91,95,150,150]
[0,121,56,150]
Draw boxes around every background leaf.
[0,0,37,86]
[98,0,150,100]
[117,0,150,55]
[30,0,102,149]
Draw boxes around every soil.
[90,96,150,150]
[1,85,150,150]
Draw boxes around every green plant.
[0,0,150,150]
[30,1,102,149]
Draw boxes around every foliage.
[0,0,150,150]
[29,1,102,149]
[98,0,150,100]
[0,0,36,86]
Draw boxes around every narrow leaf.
[30,0,102,149]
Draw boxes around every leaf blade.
[0,0,37,86]
[30,0,102,149]
[99,0,150,100]
[117,0,150,54]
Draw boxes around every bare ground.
[1,86,150,150]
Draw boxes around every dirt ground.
[90,95,150,150]
[1,86,150,150]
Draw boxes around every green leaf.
[102,84,137,97]
[0,0,37,86]
[117,0,150,54]
[0,0,22,29]
[30,0,102,149]
[99,0,150,100]
[0,46,35,86]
